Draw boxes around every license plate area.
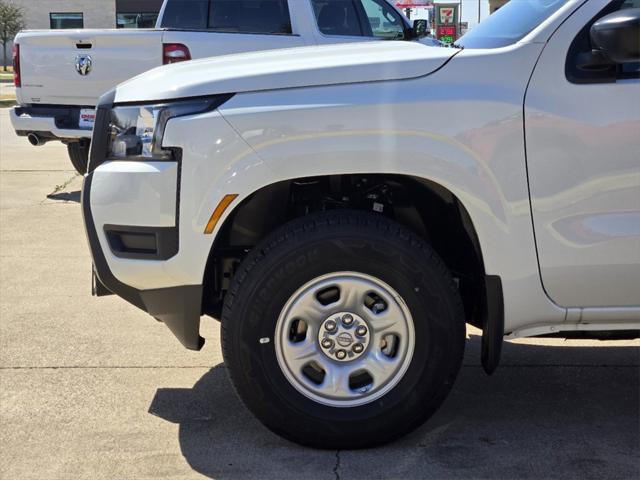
[79,108,96,130]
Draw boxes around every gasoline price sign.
[436,25,457,44]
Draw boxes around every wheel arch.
[202,173,495,326]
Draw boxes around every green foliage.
[0,1,25,45]
[0,1,25,70]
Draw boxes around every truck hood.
[115,41,459,104]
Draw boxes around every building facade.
[12,0,164,30]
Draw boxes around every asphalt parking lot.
[0,107,638,480]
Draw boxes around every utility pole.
[478,0,481,23]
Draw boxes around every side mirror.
[590,8,640,64]
[412,19,429,38]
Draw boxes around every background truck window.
[208,0,292,34]
[161,0,209,29]
[360,0,405,39]
[117,13,159,28]
[312,0,364,36]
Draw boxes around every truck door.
[524,0,640,307]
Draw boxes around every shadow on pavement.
[148,334,639,480]
[46,190,81,203]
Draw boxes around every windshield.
[457,0,570,49]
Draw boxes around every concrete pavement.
[0,107,638,479]
[0,82,15,101]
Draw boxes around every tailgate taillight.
[12,44,21,87]
[163,43,191,65]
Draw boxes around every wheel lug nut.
[355,325,367,337]
[335,349,347,360]
[342,314,354,327]
[352,343,364,354]
[325,320,337,332]
[372,302,386,314]
[321,338,334,349]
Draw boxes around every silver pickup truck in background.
[10,0,436,173]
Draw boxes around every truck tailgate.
[16,29,164,106]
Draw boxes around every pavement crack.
[333,449,341,480]
[42,173,80,204]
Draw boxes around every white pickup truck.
[10,0,435,173]
[82,0,640,448]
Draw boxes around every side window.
[160,0,208,29]
[209,0,292,34]
[312,0,364,36]
[358,0,405,39]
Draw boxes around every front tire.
[67,141,90,175]
[221,211,465,448]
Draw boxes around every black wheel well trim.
[202,173,504,371]
[481,275,504,375]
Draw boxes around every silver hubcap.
[318,312,370,362]
[275,272,415,407]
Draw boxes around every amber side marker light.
[204,194,239,234]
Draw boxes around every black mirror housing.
[591,8,640,64]
[412,19,429,38]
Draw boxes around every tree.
[0,1,25,72]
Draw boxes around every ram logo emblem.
[75,54,93,76]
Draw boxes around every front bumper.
[82,91,204,350]
[83,171,205,350]
[11,105,92,140]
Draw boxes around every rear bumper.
[11,105,92,140]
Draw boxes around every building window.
[50,13,84,29]
[116,13,159,28]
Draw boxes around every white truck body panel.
[115,41,458,103]
[524,0,640,307]
[86,0,640,338]
[16,29,163,106]
[100,42,570,335]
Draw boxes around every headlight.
[107,96,232,161]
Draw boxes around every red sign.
[395,0,433,7]
[436,25,457,43]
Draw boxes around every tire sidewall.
[67,142,89,175]
[223,216,464,446]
